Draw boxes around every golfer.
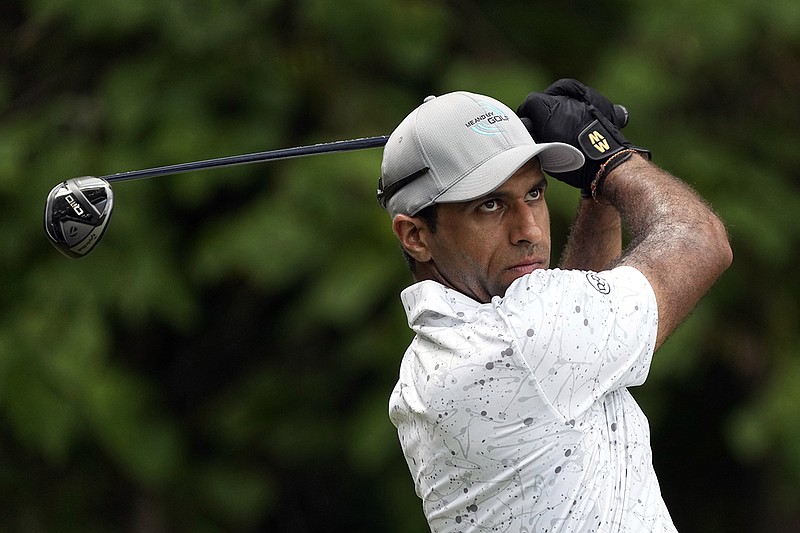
[378,80,732,532]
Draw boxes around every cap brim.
[436,142,584,203]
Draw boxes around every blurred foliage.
[1,0,799,531]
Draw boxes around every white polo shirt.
[389,266,677,532]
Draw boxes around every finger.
[516,93,558,141]
[543,78,588,100]
[544,79,622,127]
[581,86,619,125]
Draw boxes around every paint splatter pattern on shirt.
[389,267,676,532]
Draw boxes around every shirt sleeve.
[497,266,658,420]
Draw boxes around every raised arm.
[602,154,732,348]
[558,198,622,271]
[518,78,732,349]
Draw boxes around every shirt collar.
[400,280,484,326]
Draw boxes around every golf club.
[44,135,389,258]
[43,104,629,259]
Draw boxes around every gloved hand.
[517,78,650,196]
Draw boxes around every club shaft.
[100,135,390,183]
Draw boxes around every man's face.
[421,160,551,302]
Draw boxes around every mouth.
[506,259,546,276]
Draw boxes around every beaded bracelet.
[589,148,638,200]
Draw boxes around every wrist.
[593,152,649,203]
[589,148,638,200]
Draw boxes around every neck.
[412,261,487,303]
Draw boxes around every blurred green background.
[1,0,799,531]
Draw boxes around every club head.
[44,176,114,258]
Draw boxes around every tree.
[1,0,798,530]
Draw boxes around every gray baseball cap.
[378,91,584,217]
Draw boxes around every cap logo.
[464,101,509,136]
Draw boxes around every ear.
[392,214,433,263]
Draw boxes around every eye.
[479,199,502,212]
[526,187,545,202]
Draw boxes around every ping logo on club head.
[465,101,510,136]
[64,194,85,216]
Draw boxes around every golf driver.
[44,104,629,259]
[44,135,389,258]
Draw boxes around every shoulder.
[502,265,654,301]
[497,266,657,332]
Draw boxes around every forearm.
[603,154,733,348]
[559,198,622,271]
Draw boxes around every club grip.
[614,104,629,128]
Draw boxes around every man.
[377,80,732,532]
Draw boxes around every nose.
[508,203,544,246]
